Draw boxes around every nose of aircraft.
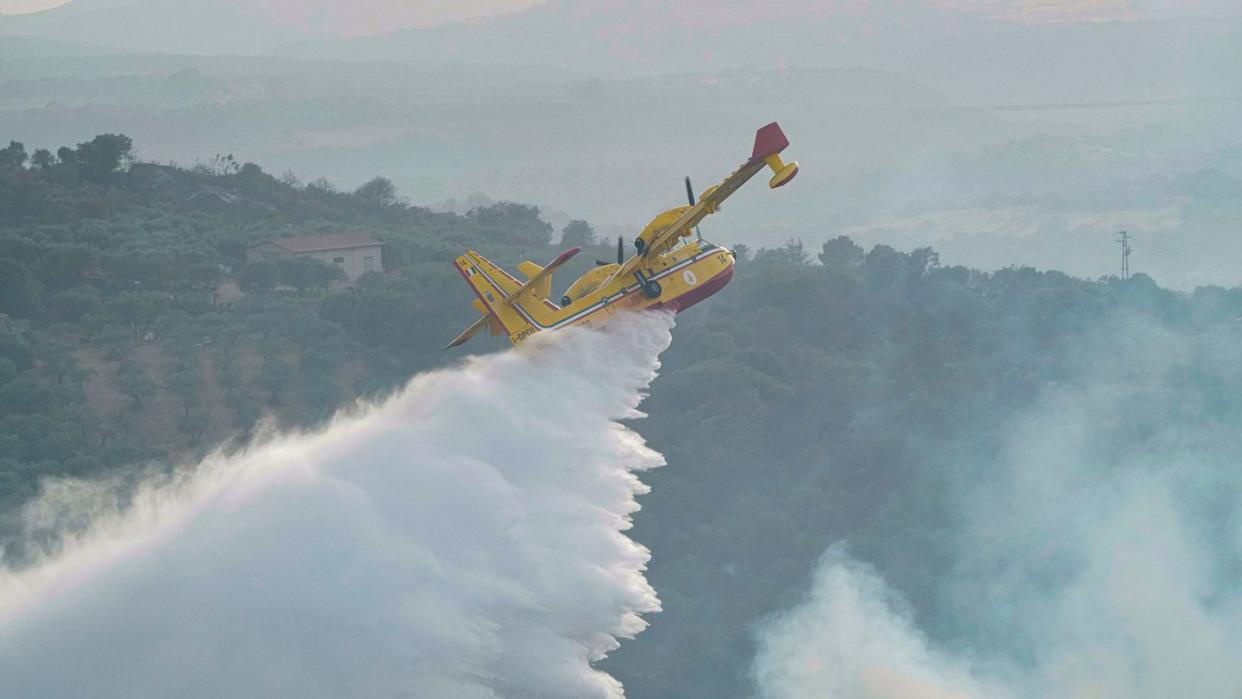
[668,254,734,313]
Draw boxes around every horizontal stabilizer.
[517,261,543,279]
[445,314,490,349]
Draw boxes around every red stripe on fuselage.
[653,262,734,313]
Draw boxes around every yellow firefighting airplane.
[447,122,799,349]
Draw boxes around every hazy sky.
[0,0,542,22]
[4,0,1237,22]
[0,0,65,13]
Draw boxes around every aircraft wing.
[616,122,797,279]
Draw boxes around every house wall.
[245,244,383,281]
[301,245,383,281]
[246,242,286,263]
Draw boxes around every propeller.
[685,176,703,241]
[596,235,626,266]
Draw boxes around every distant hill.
[4,49,1241,288]
[0,57,1013,234]
[0,0,537,54]
[284,0,994,75]
[284,0,1242,105]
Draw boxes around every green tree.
[276,256,343,292]
[258,357,296,405]
[96,326,135,361]
[166,367,201,417]
[239,260,280,294]
[0,260,38,317]
[231,397,262,432]
[36,243,97,291]
[29,149,55,171]
[355,176,400,207]
[819,236,864,270]
[40,343,78,386]
[0,328,35,371]
[307,177,337,194]
[467,203,552,247]
[56,146,77,168]
[118,364,156,411]
[202,153,239,176]
[72,134,134,180]
[106,291,170,341]
[48,287,101,323]
[0,141,27,170]
[0,357,16,387]
[560,219,596,248]
[178,408,209,443]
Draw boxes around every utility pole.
[1117,231,1132,280]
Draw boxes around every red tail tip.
[751,122,790,161]
[550,247,581,267]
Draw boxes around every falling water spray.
[0,313,675,699]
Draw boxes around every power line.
[1117,231,1132,280]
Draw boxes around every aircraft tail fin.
[751,122,799,188]
[451,251,540,346]
[517,260,553,302]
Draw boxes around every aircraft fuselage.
[461,239,735,345]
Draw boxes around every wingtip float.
[447,122,799,350]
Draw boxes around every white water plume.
[0,313,675,698]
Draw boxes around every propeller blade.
[686,176,703,241]
[617,236,624,264]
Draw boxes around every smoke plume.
[0,313,674,698]
[753,548,1010,699]
[755,316,1242,698]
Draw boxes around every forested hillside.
[4,135,1241,697]
[602,238,1242,696]
[0,134,566,552]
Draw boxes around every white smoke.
[0,313,674,699]
[753,548,1011,699]
[754,320,1242,699]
